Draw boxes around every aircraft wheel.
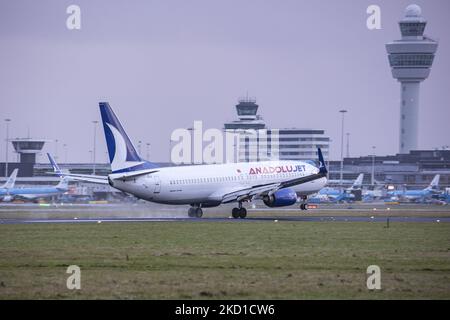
[239,208,247,219]
[300,203,308,210]
[195,208,203,218]
[232,208,240,219]
[188,207,195,217]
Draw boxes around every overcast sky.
[1,0,449,163]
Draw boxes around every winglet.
[47,153,63,176]
[318,148,328,175]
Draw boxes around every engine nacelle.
[263,188,298,207]
[2,195,13,202]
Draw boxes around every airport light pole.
[339,110,347,189]
[4,118,11,177]
[63,144,68,163]
[55,139,59,162]
[327,139,331,172]
[92,120,98,175]
[371,146,376,186]
[146,142,150,160]
[346,133,350,158]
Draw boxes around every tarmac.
[0,202,449,224]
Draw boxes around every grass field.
[0,220,449,299]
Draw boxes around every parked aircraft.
[0,169,19,202]
[0,165,69,202]
[310,173,364,203]
[387,174,440,202]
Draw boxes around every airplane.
[386,174,440,202]
[310,173,364,203]
[0,169,19,202]
[362,179,386,201]
[51,102,328,218]
[0,164,69,202]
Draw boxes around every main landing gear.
[188,206,203,218]
[232,202,247,219]
[300,196,308,211]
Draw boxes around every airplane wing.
[220,171,326,204]
[109,169,159,181]
[55,173,110,185]
[47,153,110,185]
[219,148,328,204]
[46,153,159,184]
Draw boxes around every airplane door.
[153,175,161,194]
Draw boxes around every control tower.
[386,4,438,154]
[223,97,266,130]
[11,138,47,164]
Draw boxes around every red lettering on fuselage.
[249,164,307,175]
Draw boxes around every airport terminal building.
[328,149,450,188]
[223,98,330,162]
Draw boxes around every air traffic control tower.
[11,138,46,164]
[386,4,438,154]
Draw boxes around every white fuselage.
[110,160,327,206]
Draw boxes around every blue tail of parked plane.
[318,148,328,175]
[99,102,158,173]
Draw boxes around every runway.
[1,215,449,224]
[1,202,449,224]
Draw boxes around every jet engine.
[2,195,13,202]
[263,188,298,207]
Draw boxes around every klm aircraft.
[310,174,364,203]
[52,102,328,218]
[387,175,440,202]
[0,169,19,202]
[0,163,69,202]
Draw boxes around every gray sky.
[1,0,449,163]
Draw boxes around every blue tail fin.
[99,102,158,173]
[318,148,328,175]
[47,153,63,176]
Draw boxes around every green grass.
[0,221,449,299]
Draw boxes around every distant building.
[224,98,330,162]
[328,149,450,188]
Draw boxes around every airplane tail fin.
[425,174,440,191]
[99,102,158,174]
[317,148,328,175]
[349,173,364,191]
[47,153,69,190]
[47,153,63,176]
[2,169,18,189]
[56,177,70,190]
